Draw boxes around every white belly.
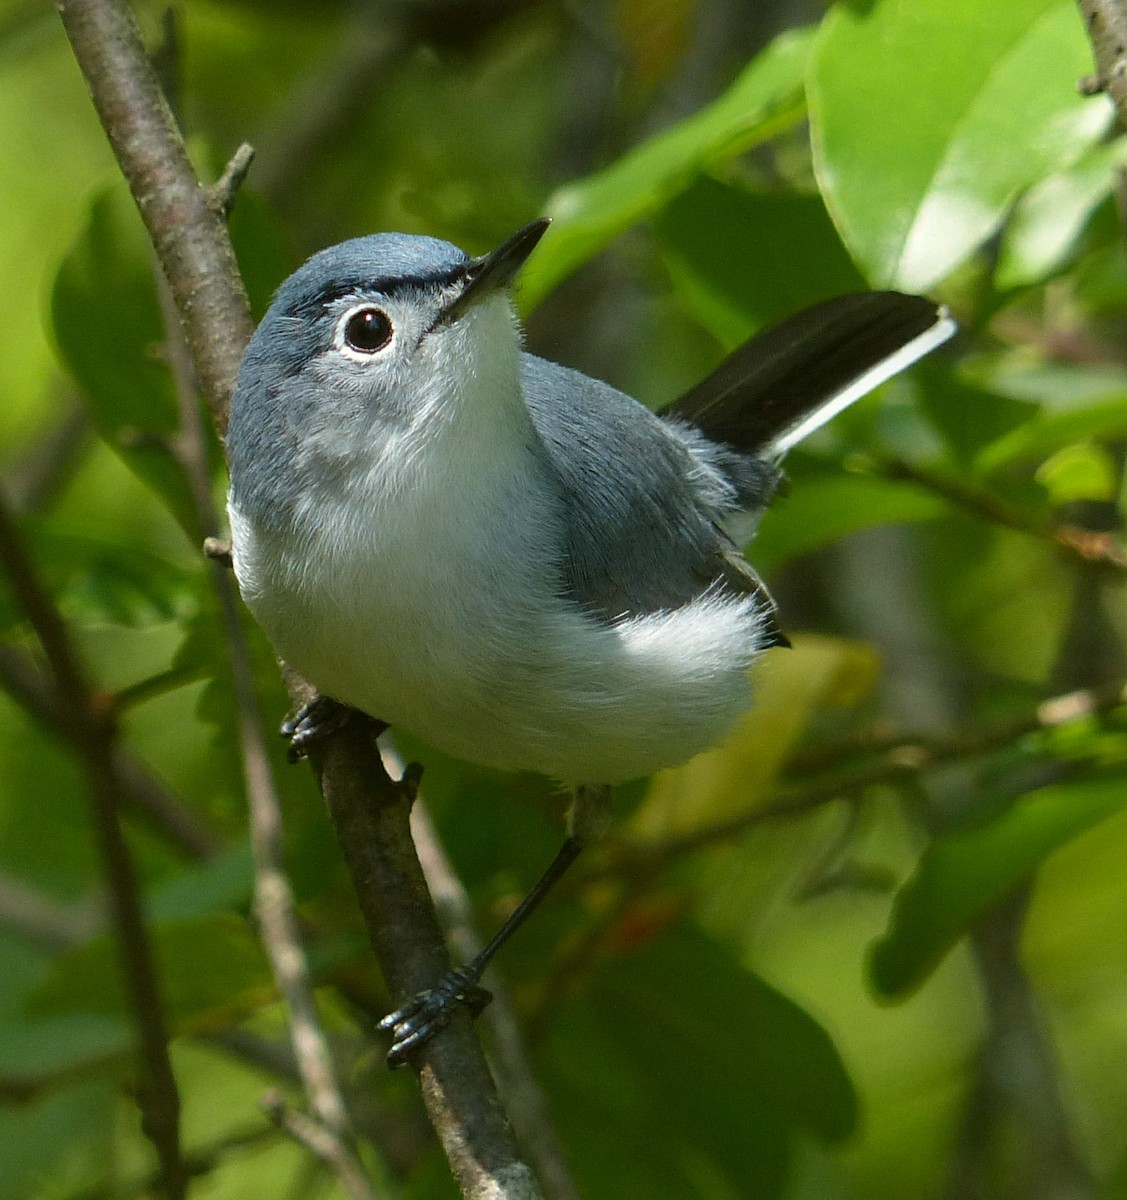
[229,448,763,783]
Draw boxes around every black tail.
[665,292,955,456]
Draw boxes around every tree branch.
[876,457,1127,574]
[314,725,541,1200]
[0,485,187,1199]
[409,797,580,1200]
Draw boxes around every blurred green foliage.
[2,0,1127,1197]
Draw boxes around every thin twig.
[408,796,581,1200]
[210,142,256,217]
[602,677,1127,874]
[262,1092,380,1200]
[787,678,1127,778]
[0,485,187,1199]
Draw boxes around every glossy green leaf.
[1035,442,1120,506]
[997,138,1127,290]
[654,175,866,346]
[51,186,196,531]
[520,27,814,309]
[870,776,1127,998]
[810,0,1111,290]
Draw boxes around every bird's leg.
[282,693,376,762]
[379,783,612,1068]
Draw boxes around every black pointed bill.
[439,218,551,325]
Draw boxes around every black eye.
[342,307,393,354]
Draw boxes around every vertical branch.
[315,727,541,1200]
[0,486,187,1199]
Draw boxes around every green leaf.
[0,522,194,641]
[964,355,1127,472]
[934,523,1075,683]
[997,137,1127,290]
[870,776,1127,998]
[809,0,1111,290]
[913,362,1040,468]
[51,186,196,531]
[520,27,814,310]
[228,187,296,321]
[0,1079,116,1200]
[1035,441,1120,506]
[654,176,866,347]
[542,927,856,1200]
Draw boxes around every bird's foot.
[281,694,354,762]
[378,967,493,1068]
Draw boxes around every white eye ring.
[336,305,394,359]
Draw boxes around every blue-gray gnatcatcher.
[226,218,955,1063]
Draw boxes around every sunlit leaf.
[870,776,1127,998]
[810,0,1111,290]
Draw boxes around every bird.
[225,218,955,1064]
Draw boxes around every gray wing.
[521,356,785,641]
